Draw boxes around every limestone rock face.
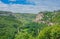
[34,12,44,22]
[33,12,55,26]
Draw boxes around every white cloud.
[0,1,10,11]
[0,0,60,13]
[0,1,47,13]
[9,0,16,2]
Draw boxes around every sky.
[0,0,60,13]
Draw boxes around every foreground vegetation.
[0,10,60,39]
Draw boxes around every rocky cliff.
[34,11,60,26]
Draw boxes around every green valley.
[0,10,60,39]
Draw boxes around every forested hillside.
[14,13,36,24]
[0,10,60,39]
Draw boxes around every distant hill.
[0,11,13,16]
[0,11,36,24]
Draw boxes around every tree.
[0,16,21,39]
[38,25,60,39]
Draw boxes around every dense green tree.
[38,25,60,39]
[14,32,35,39]
[14,22,48,39]
[0,16,21,39]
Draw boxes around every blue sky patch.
[1,0,35,5]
